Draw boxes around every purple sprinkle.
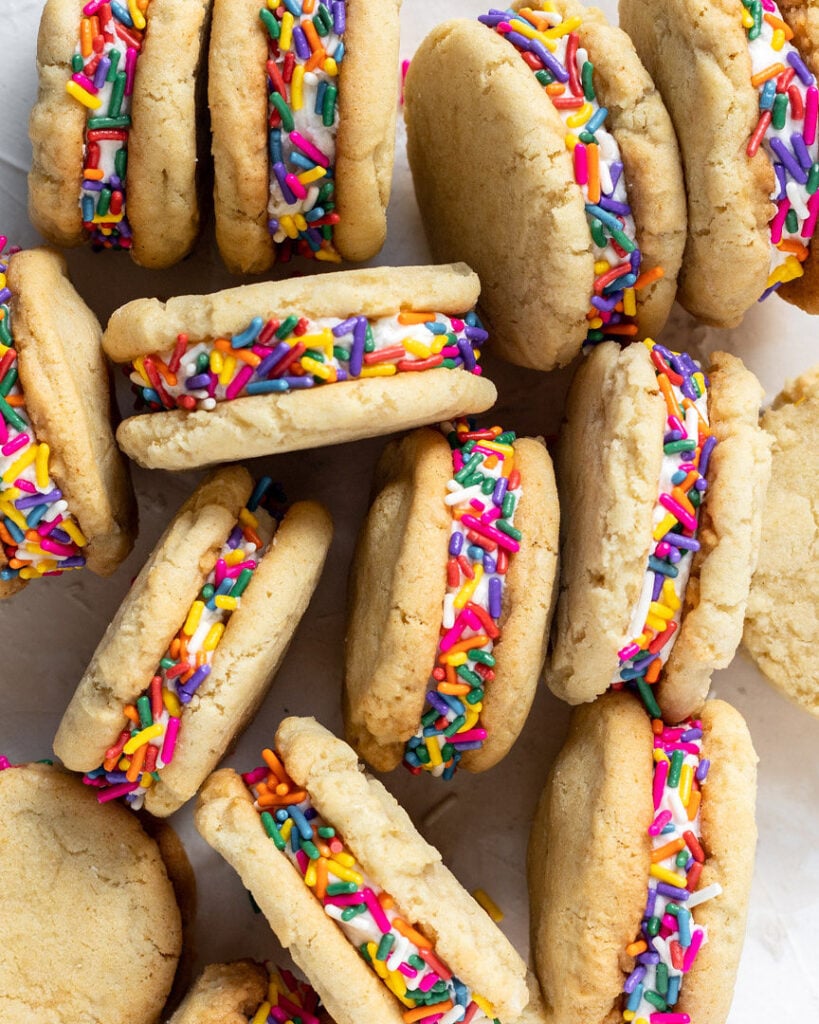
[504,30,534,51]
[680,727,703,742]
[791,132,814,172]
[651,574,664,602]
[50,529,72,545]
[464,326,489,343]
[93,57,111,89]
[332,0,346,34]
[492,476,508,507]
[349,316,366,377]
[696,758,710,783]
[774,162,788,201]
[483,553,496,574]
[273,161,297,205]
[335,367,348,382]
[16,489,62,510]
[61,556,86,568]
[227,526,243,549]
[426,691,452,717]
[624,966,647,994]
[332,316,357,337]
[282,376,315,389]
[185,373,211,390]
[598,196,631,216]
[449,531,464,556]
[657,883,689,901]
[665,532,700,552]
[82,180,104,192]
[636,951,661,966]
[787,50,815,86]
[457,336,476,371]
[0,287,11,305]
[645,885,658,918]
[489,576,502,620]
[668,547,682,565]
[609,161,623,191]
[665,430,684,443]
[769,137,809,185]
[179,664,211,698]
[477,12,508,27]
[451,740,483,751]
[699,435,717,478]
[305,226,323,246]
[109,175,123,191]
[591,295,618,312]
[256,342,291,378]
[292,25,311,59]
[530,40,570,82]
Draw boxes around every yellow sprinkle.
[473,888,504,922]
[279,215,299,240]
[564,132,579,151]
[332,850,356,868]
[645,613,669,633]
[35,443,50,490]
[163,690,182,717]
[443,652,468,667]
[741,7,754,27]
[454,563,484,610]
[653,512,678,542]
[402,337,432,359]
[589,317,604,330]
[692,371,707,395]
[291,63,305,110]
[123,723,163,755]
[623,1014,635,1023]
[239,507,258,528]
[298,166,326,186]
[61,519,88,548]
[280,817,294,841]
[472,995,496,1018]
[251,1003,272,1024]
[66,80,102,109]
[267,0,280,7]
[649,864,688,888]
[294,214,309,232]
[128,0,146,29]
[507,17,557,50]
[425,737,443,767]
[19,567,42,580]
[203,622,225,651]
[280,11,294,49]
[623,287,637,317]
[653,748,670,764]
[92,212,124,224]
[141,772,154,789]
[479,440,514,456]
[431,336,446,354]
[327,860,363,886]
[301,356,336,381]
[679,763,693,806]
[322,57,338,76]
[183,600,205,637]
[3,445,38,484]
[771,27,785,50]
[210,350,224,374]
[304,860,317,888]
[463,708,481,731]
[566,101,594,128]
[225,548,246,566]
[370,950,389,979]
[359,364,397,377]
[214,595,238,611]
[648,601,674,621]
[661,579,680,611]
[594,260,611,274]
[219,354,236,386]
[765,255,804,288]
[385,970,408,1002]
[314,247,343,263]
[298,331,333,354]
[545,13,581,36]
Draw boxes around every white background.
[1,0,817,1018]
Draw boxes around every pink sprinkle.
[469,499,486,512]
[397,962,417,978]
[760,0,776,8]
[661,727,685,741]
[241,766,268,785]
[278,998,318,1024]
[225,364,254,400]
[653,758,670,811]
[0,756,11,771]
[683,929,704,972]
[295,849,309,874]
[649,1016,690,1024]
[37,514,63,536]
[83,0,105,13]
[574,142,588,185]
[655,541,672,559]
[40,538,76,557]
[124,47,138,97]
[362,888,392,933]
[661,912,677,931]
[668,742,700,755]
[453,451,464,472]
[285,173,308,200]
[270,1010,289,1024]
[459,514,520,552]
[658,493,697,532]
[323,893,365,907]
[14,479,37,494]
[481,507,502,523]
[419,972,441,992]
[770,198,791,245]
[439,613,470,653]
[462,607,483,632]
[451,318,465,331]
[160,716,181,764]
[619,642,641,662]
[2,433,29,456]
[801,191,819,240]
[804,86,818,146]
[451,728,487,744]
[290,132,330,168]
[214,558,227,587]
[0,420,7,445]
[400,59,410,105]
[225,560,258,578]
[72,72,98,94]
[97,781,139,803]
[668,415,686,436]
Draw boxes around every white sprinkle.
[686,882,723,909]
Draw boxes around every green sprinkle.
[422,708,439,728]
[644,991,668,1012]
[689,488,702,508]
[86,115,131,129]
[471,649,495,667]
[455,453,483,483]
[231,568,254,598]
[442,358,457,369]
[664,439,697,454]
[375,933,395,961]
[0,367,17,398]
[314,6,331,35]
[196,351,210,373]
[534,69,553,87]
[271,92,294,132]
[808,163,819,195]
[590,217,607,248]
[364,323,374,353]
[656,964,669,996]
[96,188,112,217]
[318,182,335,204]
[610,227,637,253]
[440,743,454,761]
[305,348,325,362]
[579,130,596,144]
[276,315,299,339]
[327,882,357,895]
[108,70,126,119]
[0,315,11,345]
[772,92,789,131]
[261,811,286,850]
[302,840,321,861]
[201,583,216,601]
[502,492,516,518]
[444,715,466,736]
[107,48,121,82]
[114,147,128,180]
[785,208,799,234]
[676,850,690,869]
[137,695,152,728]
[456,666,482,688]
[416,746,430,764]
[481,477,496,496]
[359,942,372,963]
[581,60,595,101]
[341,904,367,921]
[72,54,84,73]
[668,749,684,788]
[636,679,662,719]
[587,329,605,343]
[159,657,175,670]
[495,519,522,541]
[466,688,484,705]
[322,85,337,128]
[408,955,425,970]
[646,915,661,937]
[260,7,281,38]
[333,345,348,362]
[495,431,516,444]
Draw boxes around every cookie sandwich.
[104,264,498,471]
[528,692,757,1024]
[344,420,559,777]
[743,364,819,715]
[196,716,531,1024]
[620,0,819,323]
[169,960,334,1024]
[54,467,332,816]
[0,241,135,598]
[0,758,185,1024]
[209,0,401,273]
[29,0,211,267]
[404,0,685,371]
[547,339,772,724]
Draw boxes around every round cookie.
[527,692,758,1024]
[344,424,560,775]
[0,760,183,1024]
[29,0,211,268]
[54,466,333,816]
[1,246,136,597]
[195,716,531,1024]
[209,0,401,273]
[743,364,819,714]
[620,0,819,323]
[168,961,268,1024]
[547,341,771,721]
[404,0,686,371]
[102,264,498,471]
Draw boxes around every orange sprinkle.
[545,82,565,95]
[213,337,232,353]
[0,523,16,546]
[232,348,262,368]
[659,373,683,420]
[587,142,600,204]
[125,743,147,782]
[397,311,435,325]
[303,0,316,10]
[681,397,710,438]
[393,918,432,949]
[439,634,490,658]
[154,358,178,387]
[600,324,639,336]
[123,704,140,725]
[5,394,24,407]
[403,1004,453,1024]
[83,168,105,181]
[315,856,328,898]
[651,838,686,863]
[687,789,702,822]
[633,266,665,290]
[778,239,810,260]
[751,62,787,87]
[519,6,553,29]
[645,659,662,684]
[262,748,289,783]
[243,527,264,549]
[437,683,472,696]
[671,487,696,517]
[169,637,181,659]
[302,19,322,52]
[626,940,648,956]
[379,892,395,910]
[256,790,308,808]
[652,719,664,735]
[7,558,27,570]
[763,13,793,38]
[305,48,327,72]
[80,17,93,57]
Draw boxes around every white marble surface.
[0,0,817,1019]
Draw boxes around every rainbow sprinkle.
[620,718,717,1024]
[403,420,523,780]
[244,750,500,1024]
[83,478,282,809]
[613,340,714,717]
[127,310,487,412]
[66,0,151,251]
[742,0,819,298]
[260,0,346,262]
[479,5,664,343]
[0,240,88,587]
[251,964,327,1024]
